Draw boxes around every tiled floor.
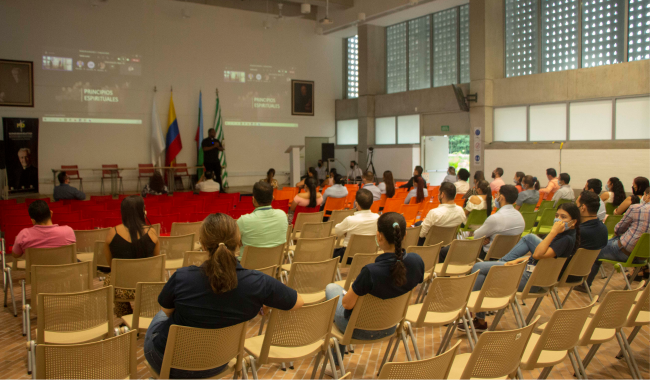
[1,263,647,379]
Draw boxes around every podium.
[284,145,304,186]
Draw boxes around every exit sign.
[441,125,449,131]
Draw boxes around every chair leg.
[617,325,642,359]
[573,347,587,379]
[538,367,553,379]
[248,356,259,380]
[258,313,266,336]
[465,308,479,344]
[599,264,606,279]
[328,344,340,380]
[624,267,639,290]
[29,340,36,379]
[26,305,32,374]
[400,329,412,361]
[597,267,617,301]
[100,178,104,195]
[415,282,426,304]
[488,308,506,331]
[582,344,601,370]
[616,330,641,379]
[79,179,84,193]
[119,178,124,195]
[4,267,17,316]
[379,336,395,373]
[584,282,594,302]
[561,287,574,307]
[438,321,456,355]
[525,297,544,325]
[21,280,27,336]
[405,322,420,361]
[510,302,523,328]
[310,351,323,379]
[567,349,583,379]
[551,288,563,309]
[318,349,330,379]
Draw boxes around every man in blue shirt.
[361,171,381,202]
[321,175,348,206]
[53,171,86,201]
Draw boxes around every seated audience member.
[514,175,540,210]
[584,178,607,220]
[584,186,650,287]
[321,174,348,206]
[141,171,168,197]
[296,167,318,189]
[237,181,288,259]
[418,182,467,246]
[600,177,626,207]
[195,171,220,193]
[442,167,457,184]
[463,170,485,201]
[53,171,86,201]
[399,166,427,191]
[614,176,649,215]
[289,177,322,212]
[347,161,363,182]
[259,168,279,189]
[316,159,328,182]
[361,171,381,202]
[404,176,428,204]
[145,213,304,379]
[489,167,505,193]
[552,173,575,207]
[325,212,424,368]
[513,171,525,192]
[462,203,580,331]
[333,189,379,262]
[321,168,337,187]
[378,170,396,199]
[12,200,76,257]
[103,195,160,317]
[464,180,491,216]
[539,168,560,198]
[454,168,470,194]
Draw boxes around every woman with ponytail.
[404,176,428,205]
[465,179,492,218]
[290,177,322,213]
[514,175,541,210]
[325,212,424,369]
[144,213,303,378]
[260,168,278,189]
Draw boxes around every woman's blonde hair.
[200,213,240,294]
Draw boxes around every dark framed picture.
[0,59,34,107]
[291,79,314,116]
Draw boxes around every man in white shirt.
[315,160,328,182]
[346,161,363,182]
[552,173,575,207]
[442,167,457,184]
[454,168,470,194]
[361,171,381,202]
[195,171,221,193]
[333,189,379,263]
[418,182,466,246]
[584,178,607,221]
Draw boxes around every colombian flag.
[165,93,182,166]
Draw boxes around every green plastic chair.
[520,211,538,237]
[605,203,617,215]
[536,200,555,222]
[519,203,536,213]
[460,210,488,232]
[597,233,650,301]
[555,198,573,207]
[603,215,623,239]
[534,208,556,235]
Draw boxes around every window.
[387,23,407,94]
[615,97,650,139]
[542,0,579,72]
[505,0,539,77]
[529,103,567,141]
[346,35,359,98]
[408,16,431,90]
[374,115,420,144]
[336,119,358,145]
[628,0,650,61]
[582,0,625,67]
[459,5,471,83]
[569,100,613,140]
[375,117,396,145]
[494,107,528,141]
[433,9,458,87]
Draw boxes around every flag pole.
[214,87,229,189]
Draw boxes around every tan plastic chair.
[286,258,338,305]
[283,224,293,257]
[74,228,110,261]
[552,248,601,306]
[281,236,336,279]
[93,240,110,275]
[292,211,325,240]
[331,291,413,375]
[338,234,378,270]
[255,265,278,278]
[434,239,482,277]
[145,322,249,379]
[245,298,339,379]
[481,234,520,261]
[182,251,209,267]
[150,223,161,236]
[447,316,540,379]
[240,244,285,270]
[334,253,379,290]
[329,209,355,234]
[422,224,458,246]
[160,234,195,272]
[121,282,165,336]
[520,301,596,379]
[377,341,460,380]
[514,257,568,326]
[404,272,479,360]
[409,243,442,304]
[618,284,650,379]
[171,221,202,241]
[111,255,166,303]
[300,221,334,238]
[465,261,527,344]
[35,330,137,380]
[402,225,422,249]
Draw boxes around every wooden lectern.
[284,145,304,186]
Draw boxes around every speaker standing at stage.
[201,128,225,192]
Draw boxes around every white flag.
[151,96,165,168]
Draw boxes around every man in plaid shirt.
[584,187,650,287]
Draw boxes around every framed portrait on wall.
[291,79,314,116]
[0,59,34,107]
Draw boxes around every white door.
[423,136,449,186]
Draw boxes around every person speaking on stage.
[201,128,225,192]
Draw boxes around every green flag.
[195,91,204,178]
[213,93,228,188]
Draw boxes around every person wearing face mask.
[513,171,525,192]
[583,178,607,221]
[417,182,466,246]
[489,167,505,193]
[333,189,380,262]
[399,166,427,191]
[551,173,575,207]
[346,161,363,182]
[315,159,328,182]
[600,177,626,207]
[463,171,485,201]
[460,203,581,332]
[614,176,649,215]
[514,175,540,211]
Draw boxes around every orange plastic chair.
[323,197,347,217]
[455,199,465,207]
[400,204,420,226]
[378,194,388,208]
[383,198,404,213]
[275,190,295,202]
[545,190,556,201]
[344,184,359,192]
[321,185,331,194]
[345,190,358,209]
[395,181,408,187]
[370,200,381,213]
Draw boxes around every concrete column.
[358,24,386,97]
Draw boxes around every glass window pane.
[460,5,471,83]
[433,9,458,87]
[397,115,420,144]
[530,103,567,141]
[376,117,397,145]
[336,119,358,145]
[542,0,579,72]
[505,0,539,77]
[408,16,431,90]
[582,0,625,67]
[494,107,528,141]
[569,100,613,140]
[615,97,650,139]
[628,0,650,61]
[387,23,407,94]
[346,35,359,99]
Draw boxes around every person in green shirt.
[237,181,289,259]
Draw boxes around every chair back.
[36,286,114,344]
[474,261,527,309]
[557,248,601,286]
[580,288,641,345]
[274,189,295,202]
[370,200,381,213]
[437,239,483,276]
[538,200,555,213]
[629,233,650,261]
[422,224,458,246]
[171,221,202,241]
[402,225,422,249]
[460,316,540,379]
[625,284,650,327]
[149,223,161,236]
[604,215,623,236]
[138,163,155,176]
[35,330,137,380]
[520,211,538,233]
[463,210,488,230]
[60,165,81,179]
[65,220,94,230]
[417,271,479,327]
[148,214,179,235]
[287,258,338,296]
[344,189,358,207]
[518,202,536,213]
[256,265,278,278]
[240,244,285,270]
[258,297,339,363]
[293,236,336,263]
[519,257,567,299]
[101,164,118,178]
[300,221,334,239]
[340,234,378,269]
[342,253,379,290]
[378,341,460,380]
[111,255,166,293]
[131,282,166,333]
[182,251,209,267]
[31,261,94,313]
[556,199,572,207]
[605,202,616,215]
[406,243,441,275]
[399,204,420,222]
[323,197,347,214]
[159,234,195,261]
[382,198,404,213]
[74,228,110,253]
[93,241,109,272]
[159,322,247,379]
[329,209,355,227]
[24,244,77,284]
[483,234,521,261]
[534,208,557,233]
[342,291,411,345]
[293,211,325,234]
